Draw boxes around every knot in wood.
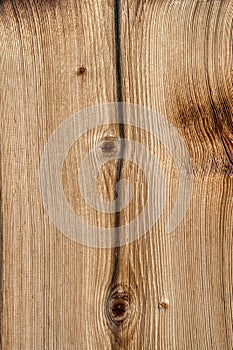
[78,67,86,75]
[109,295,129,322]
[106,285,137,336]
[99,138,119,157]
[159,299,169,310]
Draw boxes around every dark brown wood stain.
[176,95,233,175]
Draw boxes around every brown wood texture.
[0,0,233,349]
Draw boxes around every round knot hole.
[106,285,137,335]
[110,297,129,322]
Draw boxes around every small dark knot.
[105,285,137,336]
[78,67,86,75]
[159,299,169,310]
[99,138,119,157]
[110,295,129,322]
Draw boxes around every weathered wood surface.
[0,0,232,349]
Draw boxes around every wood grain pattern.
[0,0,232,349]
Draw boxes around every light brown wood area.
[0,0,232,349]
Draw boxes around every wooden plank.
[0,0,117,348]
[118,0,233,348]
[1,0,232,349]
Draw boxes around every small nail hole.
[78,67,86,75]
[159,300,169,310]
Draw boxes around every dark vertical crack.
[0,137,2,349]
[106,0,125,350]
[107,2,135,349]
[107,2,125,348]
[111,0,125,284]
[114,0,122,104]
